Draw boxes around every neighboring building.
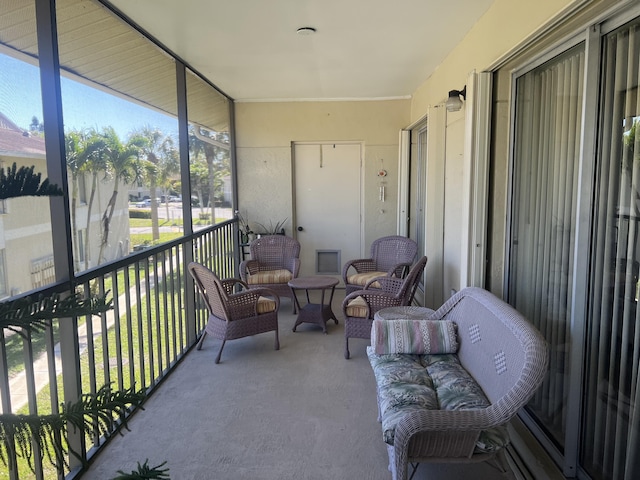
[0,112,129,296]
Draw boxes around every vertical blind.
[510,18,640,480]
[509,44,584,450]
[583,21,640,480]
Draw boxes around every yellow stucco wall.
[234,0,627,300]
[235,99,411,249]
[410,0,578,119]
[408,0,623,297]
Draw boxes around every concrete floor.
[83,290,533,480]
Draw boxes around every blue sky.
[0,52,178,139]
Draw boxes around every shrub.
[129,209,151,219]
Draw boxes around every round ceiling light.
[296,27,316,35]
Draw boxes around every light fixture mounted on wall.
[446,86,467,112]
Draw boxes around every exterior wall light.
[446,86,467,112]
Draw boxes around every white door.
[293,143,362,281]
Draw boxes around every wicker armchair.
[342,235,418,296]
[188,262,280,364]
[343,256,427,359]
[239,235,301,312]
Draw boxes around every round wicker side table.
[374,305,435,321]
[288,276,340,334]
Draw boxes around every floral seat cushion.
[367,349,438,445]
[367,348,510,453]
[424,354,510,453]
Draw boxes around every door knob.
[297,226,304,231]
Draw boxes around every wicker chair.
[342,235,418,296]
[188,262,280,364]
[239,235,301,312]
[343,255,427,359]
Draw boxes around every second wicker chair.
[342,235,418,296]
[239,235,301,312]
[342,256,428,359]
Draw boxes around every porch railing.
[0,219,239,479]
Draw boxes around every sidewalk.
[4,263,157,413]
[6,291,132,412]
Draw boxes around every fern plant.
[113,459,170,480]
[0,290,113,337]
[0,162,63,200]
[0,385,146,472]
[254,218,287,235]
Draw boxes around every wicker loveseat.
[367,287,548,480]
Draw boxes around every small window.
[30,255,55,289]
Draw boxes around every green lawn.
[3,270,143,379]
[128,218,176,228]
[5,324,60,378]
[128,217,229,228]
[130,232,183,246]
[129,219,230,247]
[9,278,186,479]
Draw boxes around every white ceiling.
[105,0,494,102]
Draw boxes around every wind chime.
[378,159,387,202]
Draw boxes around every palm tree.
[64,129,109,271]
[133,127,179,242]
[98,127,144,265]
[157,153,180,224]
[188,125,230,222]
[81,129,110,270]
[189,158,209,217]
[65,129,88,271]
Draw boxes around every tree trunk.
[164,188,170,223]
[70,176,79,272]
[84,172,98,270]
[150,180,159,241]
[207,158,215,223]
[196,189,204,216]
[98,188,118,265]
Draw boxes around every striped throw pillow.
[371,319,458,355]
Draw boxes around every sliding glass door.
[582,19,640,480]
[409,123,427,277]
[509,44,585,451]
[507,12,640,480]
